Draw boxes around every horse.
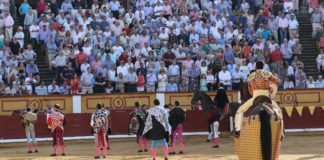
[237,84,283,160]
[191,91,240,121]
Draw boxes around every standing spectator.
[137,71,145,92]
[36,80,48,95]
[53,51,67,84]
[126,67,138,92]
[14,27,25,49]
[315,75,324,88]
[70,74,80,94]
[110,0,121,19]
[4,12,14,43]
[35,0,48,17]
[157,69,168,92]
[167,60,180,83]
[188,63,200,91]
[311,9,322,33]
[146,69,157,92]
[218,66,232,90]
[93,73,106,93]
[231,66,242,90]
[80,67,95,94]
[280,40,293,64]
[24,73,37,95]
[115,73,126,93]
[288,15,299,39]
[292,39,302,55]
[295,68,307,89]
[19,0,31,25]
[29,22,39,48]
[278,13,288,44]
[200,74,208,92]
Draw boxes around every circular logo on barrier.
[28,99,41,109]
[111,97,125,109]
[282,93,295,104]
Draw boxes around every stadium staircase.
[295,13,320,78]
[13,17,53,84]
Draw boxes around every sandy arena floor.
[0,135,324,160]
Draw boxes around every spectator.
[93,72,106,93]
[179,79,188,92]
[24,73,37,95]
[4,83,17,96]
[295,68,307,89]
[166,78,178,92]
[36,0,48,17]
[14,26,24,48]
[115,72,126,93]
[218,66,232,90]
[26,61,39,81]
[167,59,180,83]
[80,67,94,94]
[315,75,324,88]
[19,0,31,25]
[23,44,37,62]
[48,80,61,94]
[316,49,324,73]
[146,69,157,92]
[231,66,242,90]
[126,67,138,92]
[306,76,316,88]
[200,74,208,91]
[70,73,80,94]
[4,12,14,43]
[283,76,295,89]
[29,21,39,48]
[9,38,21,56]
[36,80,48,95]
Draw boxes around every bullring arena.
[1,90,324,159]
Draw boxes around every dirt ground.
[0,135,324,160]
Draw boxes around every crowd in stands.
[0,0,324,96]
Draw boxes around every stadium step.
[296,13,320,78]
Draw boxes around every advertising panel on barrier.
[0,95,73,115]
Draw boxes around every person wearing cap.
[48,104,66,156]
[143,99,170,160]
[22,107,39,153]
[90,103,109,159]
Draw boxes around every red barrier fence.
[1,109,324,140]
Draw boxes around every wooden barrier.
[81,93,156,113]
[275,89,324,107]
[164,91,239,110]
[0,95,73,116]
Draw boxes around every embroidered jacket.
[247,69,280,96]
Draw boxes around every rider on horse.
[234,61,281,134]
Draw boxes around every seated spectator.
[105,82,114,93]
[48,80,61,94]
[25,60,40,81]
[315,75,324,88]
[316,49,324,73]
[93,73,106,93]
[4,84,17,96]
[166,78,178,92]
[283,76,295,89]
[23,44,36,62]
[306,76,317,88]
[80,67,94,94]
[0,81,5,95]
[295,68,307,89]
[35,80,48,95]
[179,79,188,92]
[60,81,71,95]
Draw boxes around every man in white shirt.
[36,80,48,95]
[112,42,124,57]
[24,73,37,95]
[80,67,94,94]
[4,12,14,43]
[117,60,128,76]
[278,14,288,44]
[80,59,90,75]
[109,0,120,18]
[126,67,138,92]
[168,60,180,83]
[218,66,232,90]
[231,66,242,90]
[29,21,39,48]
[288,15,299,38]
[23,44,37,62]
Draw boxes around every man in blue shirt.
[19,0,31,25]
[166,78,178,92]
[224,46,235,64]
